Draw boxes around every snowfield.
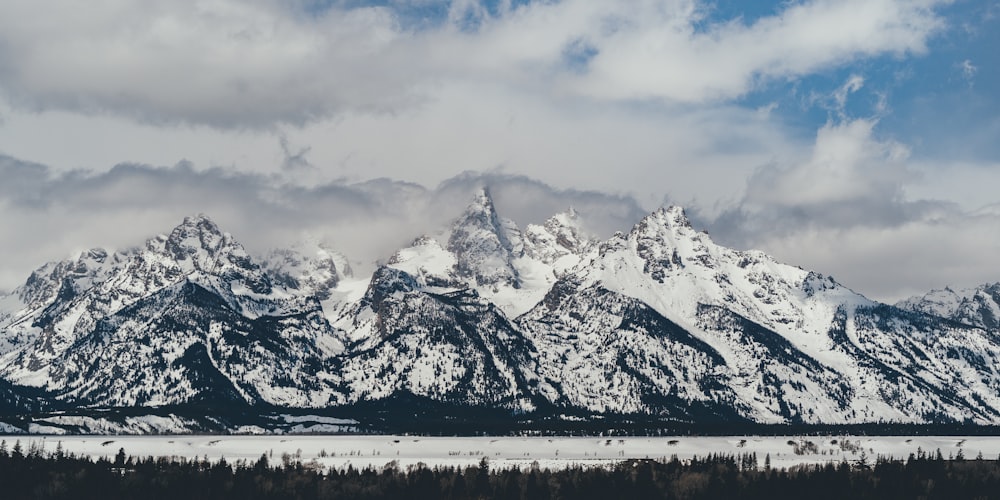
[4,435,999,470]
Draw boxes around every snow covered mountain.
[385,188,591,317]
[898,283,1000,331]
[0,215,346,409]
[260,240,352,301]
[3,190,1000,433]
[516,207,1000,423]
[333,266,542,411]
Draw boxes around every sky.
[0,0,998,302]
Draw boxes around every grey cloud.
[279,135,315,171]
[0,1,420,129]
[0,156,649,291]
[2,151,999,303]
[431,171,649,238]
[697,119,1000,302]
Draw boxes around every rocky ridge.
[2,191,1000,432]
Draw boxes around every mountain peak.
[631,205,696,246]
[147,214,272,294]
[473,186,494,206]
[655,205,692,228]
[547,207,580,227]
[459,187,499,223]
[169,213,224,241]
[260,241,350,300]
[525,208,591,259]
[163,214,236,264]
[447,189,521,288]
[898,282,1000,330]
[181,213,218,227]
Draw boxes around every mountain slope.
[332,266,543,411]
[515,206,1000,423]
[0,215,346,408]
[517,279,742,420]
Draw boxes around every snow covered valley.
[5,435,998,470]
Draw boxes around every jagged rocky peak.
[362,266,420,309]
[142,214,272,294]
[262,241,351,300]
[388,235,442,265]
[523,207,592,264]
[897,286,969,318]
[800,271,840,298]
[547,207,586,247]
[638,205,696,235]
[16,247,117,308]
[446,187,521,287]
[162,214,248,271]
[0,214,346,408]
[631,206,702,258]
[898,283,1000,330]
[629,205,703,280]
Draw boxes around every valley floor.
[3,435,995,470]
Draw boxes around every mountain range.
[2,188,1000,434]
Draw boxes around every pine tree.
[475,457,490,497]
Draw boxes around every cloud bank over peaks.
[0,139,998,304]
[0,156,647,292]
[707,117,1000,302]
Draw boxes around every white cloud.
[0,0,412,127]
[960,59,978,82]
[0,0,949,128]
[833,75,865,112]
[569,0,944,102]
[743,119,910,209]
[706,117,1000,302]
[752,213,1000,303]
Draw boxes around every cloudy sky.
[0,0,998,302]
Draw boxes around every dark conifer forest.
[3,439,1000,499]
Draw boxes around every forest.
[1,439,1000,499]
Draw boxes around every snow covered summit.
[0,214,345,408]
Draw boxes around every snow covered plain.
[3,435,998,470]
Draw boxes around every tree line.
[2,439,1000,499]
